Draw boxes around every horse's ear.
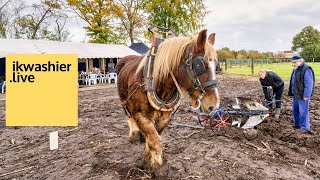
[183,43,194,60]
[197,29,207,50]
[208,33,216,45]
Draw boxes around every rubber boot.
[274,108,281,118]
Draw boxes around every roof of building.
[0,39,140,58]
[275,52,296,59]
[129,42,149,55]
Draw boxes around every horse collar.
[142,38,181,112]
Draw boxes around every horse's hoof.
[142,156,162,177]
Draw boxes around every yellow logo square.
[6,54,78,126]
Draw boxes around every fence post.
[251,58,254,75]
[225,59,227,71]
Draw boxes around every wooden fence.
[220,58,292,75]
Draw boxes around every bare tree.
[0,0,11,11]
[48,17,71,41]
[0,0,24,38]
[13,0,71,41]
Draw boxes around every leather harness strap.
[142,38,181,111]
[143,47,181,111]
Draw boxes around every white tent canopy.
[0,39,140,58]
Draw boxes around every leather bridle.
[179,52,219,111]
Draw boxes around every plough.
[191,97,270,132]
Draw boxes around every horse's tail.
[116,55,140,74]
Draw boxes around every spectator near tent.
[109,66,116,73]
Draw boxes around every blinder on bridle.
[192,56,206,76]
[180,52,219,111]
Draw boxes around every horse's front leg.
[134,113,163,175]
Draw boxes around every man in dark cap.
[288,55,315,133]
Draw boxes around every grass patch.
[222,62,320,81]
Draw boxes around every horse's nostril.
[208,106,214,112]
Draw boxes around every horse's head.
[178,30,220,113]
[149,29,220,113]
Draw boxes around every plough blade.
[231,121,239,126]
[232,98,241,109]
[242,114,269,129]
[231,119,242,128]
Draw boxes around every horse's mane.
[136,34,217,84]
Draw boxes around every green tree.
[236,49,248,59]
[67,0,125,44]
[231,50,237,59]
[300,44,320,62]
[262,51,274,58]
[217,48,235,60]
[112,0,145,44]
[292,26,320,52]
[248,50,264,59]
[145,0,209,36]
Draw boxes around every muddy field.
[0,74,319,179]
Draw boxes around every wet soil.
[0,74,319,179]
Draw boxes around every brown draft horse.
[116,29,220,175]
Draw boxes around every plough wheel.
[195,111,232,134]
[209,111,232,134]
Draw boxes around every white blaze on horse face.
[214,87,220,109]
[208,61,220,109]
[208,61,216,79]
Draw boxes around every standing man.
[288,55,315,133]
[258,69,284,118]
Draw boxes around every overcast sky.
[68,0,320,52]
[203,0,320,52]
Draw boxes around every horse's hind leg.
[134,113,163,175]
[128,117,145,143]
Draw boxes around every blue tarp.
[129,43,149,55]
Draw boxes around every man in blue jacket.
[288,56,315,133]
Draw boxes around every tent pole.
[102,58,105,74]
[86,58,89,73]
